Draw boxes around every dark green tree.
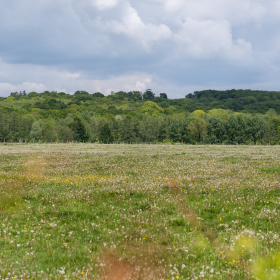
[118,118,136,142]
[158,123,167,142]
[143,89,155,100]
[226,115,239,144]
[99,123,114,143]
[92,92,104,98]
[71,117,90,141]
[246,115,266,143]
[128,91,142,100]
[269,118,280,143]
[170,119,180,142]
[205,116,226,144]
[235,114,247,143]
[181,118,191,143]
[0,113,10,141]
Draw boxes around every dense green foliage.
[186,89,280,113]
[1,89,280,144]
[99,123,114,143]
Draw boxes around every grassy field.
[0,144,280,280]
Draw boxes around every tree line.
[2,88,280,116]
[0,107,280,144]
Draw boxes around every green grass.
[0,144,280,279]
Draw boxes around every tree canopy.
[0,88,280,144]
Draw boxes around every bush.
[163,139,174,144]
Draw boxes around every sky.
[1,0,280,98]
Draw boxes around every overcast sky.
[1,0,280,98]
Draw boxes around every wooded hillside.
[1,89,280,144]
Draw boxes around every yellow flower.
[81,272,84,275]
[176,276,180,279]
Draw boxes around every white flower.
[59,267,65,274]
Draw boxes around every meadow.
[0,143,280,280]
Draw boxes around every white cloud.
[0,82,47,96]
[67,72,81,79]
[0,58,153,96]
[96,1,172,50]
[162,0,266,24]
[174,18,252,60]
[89,0,119,10]
[87,74,152,95]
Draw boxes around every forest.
[1,89,280,144]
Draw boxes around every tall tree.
[188,117,206,142]
[181,118,191,143]
[71,117,90,141]
[40,118,58,141]
[99,123,114,143]
[0,114,9,141]
[30,122,42,141]
[143,89,155,100]
[160,93,168,99]
[170,119,180,142]
[269,118,280,143]
[205,116,226,144]
[226,115,239,144]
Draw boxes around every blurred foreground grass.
[0,143,280,279]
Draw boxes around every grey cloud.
[0,0,280,97]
